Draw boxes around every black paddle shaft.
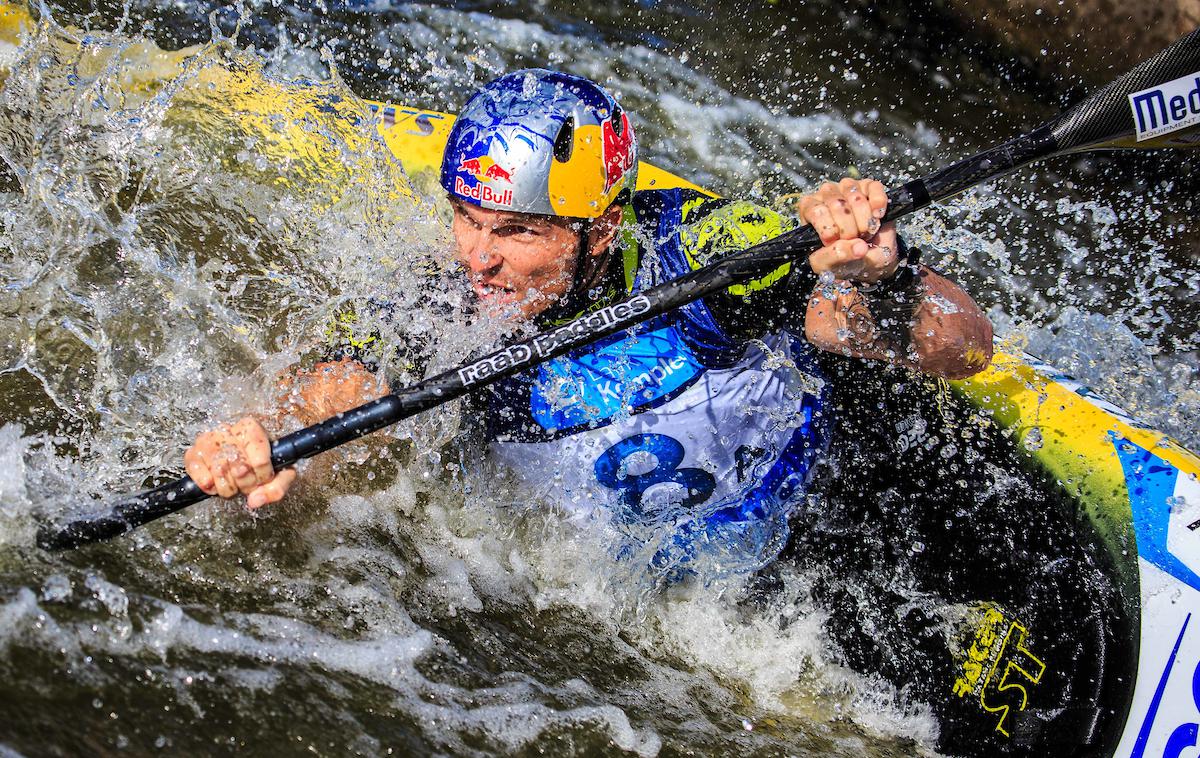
[37,26,1200,550]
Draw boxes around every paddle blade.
[1051,27,1200,151]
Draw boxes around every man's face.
[450,198,582,320]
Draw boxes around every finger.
[796,194,823,227]
[817,181,841,200]
[230,460,259,494]
[808,238,870,276]
[838,177,861,194]
[210,455,239,500]
[805,204,843,246]
[845,183,877,237]
[235,418,275,486]
[183,447,218,495]
[827,196,859,240]
[246,468,298,510]
[865,180,888,218]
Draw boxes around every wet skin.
[449,197,582,320]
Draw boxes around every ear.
[586,203,625,258]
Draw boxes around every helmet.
[440,69,638,219]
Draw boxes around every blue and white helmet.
[440,69,638,219]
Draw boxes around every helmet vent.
[553,117,575,163]
[611,105,624,135]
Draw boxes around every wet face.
[450,198,585,320]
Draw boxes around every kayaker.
[184,69,992,578]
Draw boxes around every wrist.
[859,237,925,348]
[856,235,920,293]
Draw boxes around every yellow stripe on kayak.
[0,0,29,43]
[954,348,1200,594]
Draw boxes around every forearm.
[263,359,394,492]
[270,358,391,430]
[804,265,993,379]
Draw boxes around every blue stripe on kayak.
[1131,613,1191,758]
[1113,436,1199,591]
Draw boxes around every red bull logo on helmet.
[601,111,635,192]
[454,153,516,207]
[456,155,514,184]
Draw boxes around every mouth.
[473,281,520,306]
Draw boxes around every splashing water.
[0,0,1195,755]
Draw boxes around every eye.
[452,205,482,229]
[498,224,538,237]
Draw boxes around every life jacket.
[482,188,832,581]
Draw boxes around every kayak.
[358,84,1200,758]
[3,5,1199,755]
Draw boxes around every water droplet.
[1023,427,1044,451]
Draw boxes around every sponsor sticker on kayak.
[951,604,1047,738]
[1128,71,1200,141]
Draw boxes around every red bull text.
[454,176,514,207]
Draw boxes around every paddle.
[36,27,1200,551]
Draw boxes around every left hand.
[796,178,901,286]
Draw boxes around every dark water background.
[0,0,1196,755]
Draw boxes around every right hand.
[183,359,387,509]
[184,417,297,509]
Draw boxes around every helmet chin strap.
[539,218,602,323]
